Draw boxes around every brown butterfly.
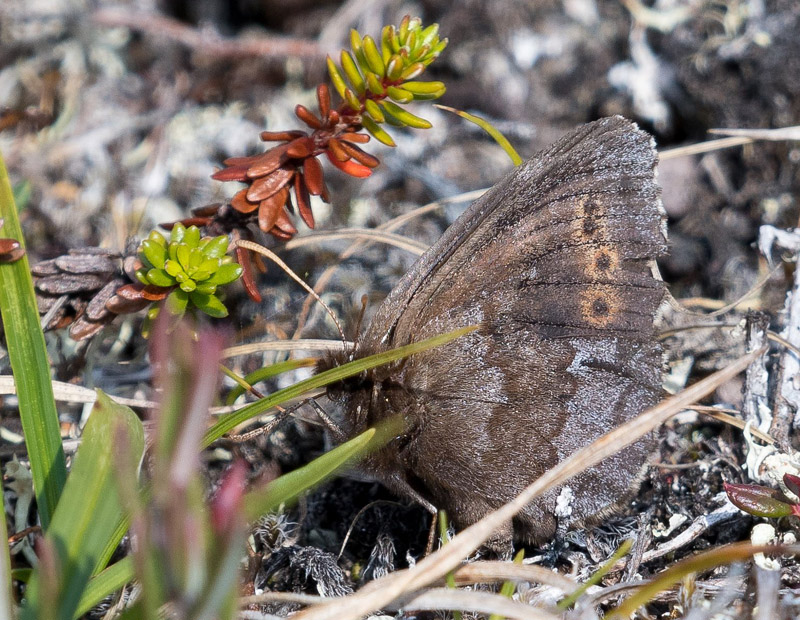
[320,116,666,549]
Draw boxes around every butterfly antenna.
[308,398,347,443]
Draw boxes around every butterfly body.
[321,116,667,546]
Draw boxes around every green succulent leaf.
[146,269,174,288]
[382,25,398,56]
[176,244,191,269]
[179,279,196,293]
[387,86,414,104]
[386,56,404,81]
[340,51,365,95]
[166,288,188,316]
[183,225,201,248]
[147,230,167,247]
[164,259,182,278]
[197,258,221,276]
[344,88,362,113]
[362,35,385,77]
[399,16,411,40]
[194,283,217,295]
[365,72,384,96]
[420,23,440,46]
[403,80,446,96]
[364,99,385,123]
[380,100,431,128]
[170,223,186,244]
[377,101,405,127]
[202,236,229,259]
[205,263,243,286]
[141,239,167,270]
[190,292,229,318]
[326,56,347,100]
[349,29,363,55]
[400,62,425,80]
[134,269,150,286]
[360,115,396,147]
[187,247,204,273]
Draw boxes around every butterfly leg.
[382,472,439,555]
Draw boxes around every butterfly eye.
[0,237,25,263]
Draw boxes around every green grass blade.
[20,391,145,620]
[434,105,523,166]
[203,325,478,447]
[73,558,134,619]
[0,476,14,620]
[224,357,317,405]
[244,426,380,519]
[0,150,66,530]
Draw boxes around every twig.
[91,8,323,60]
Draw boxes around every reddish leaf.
[285,136,314,159]
[247,167,294,202]
[105,294,150,314]
[246,144,290,178]
[257,187,289,233]
[328,110,340,124]
[172,216,212,228]
[724,481,794,518]
[303,156,325,196]
[340,131,370,144]
[259,130,306,142]
[784,473,800,498]
[252,252,266,273]
[337,140,380,168]
[231,188,259,214]
[222,153,262,166]
[295,104,322,129]
[141,285,171,302]
[235,245,262,303]
[326,138,351,162]
[191,203,222,217]
[317,84,331,120]
[114,283,146,301]
[211,165,249,182]
[325,151,373,178]
[0,238,24,263]
[294,172,314,229]
[271,207,297,238]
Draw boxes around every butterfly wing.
[339,116,666,544]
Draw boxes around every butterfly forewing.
[329,116,667,545]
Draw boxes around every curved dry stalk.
[450,561,574,591]
[282,228,429,255]
[293,349,764,620]
[235,238,346,343]
[392,588,558,620]
[222,339,352,359]
[668,263,780,319]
